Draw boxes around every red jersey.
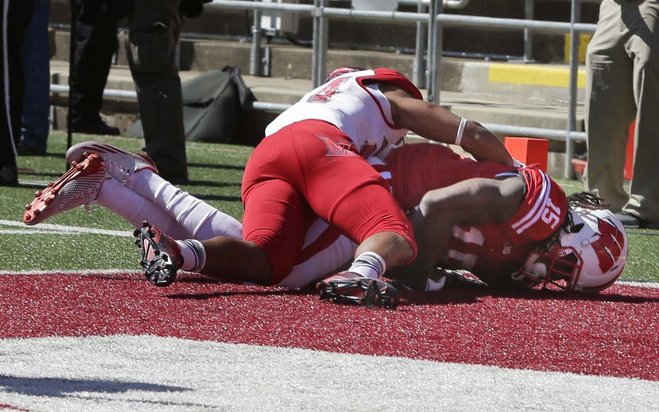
[384,143,568,286]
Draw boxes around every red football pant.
[242,120,416,283]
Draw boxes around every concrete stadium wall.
[48,0,600,64]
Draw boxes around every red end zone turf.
[1,273,657,381]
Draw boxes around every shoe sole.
[134,222,178,287]
[617,213,659,230]
[318,277,399,309]
[23,153,105,226]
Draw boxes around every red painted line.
[1,273,657,381]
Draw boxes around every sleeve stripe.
[511,171,551,235]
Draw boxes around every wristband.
[455,117,467,146]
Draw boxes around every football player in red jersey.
[378,142,628,294]
[290,142,627,295]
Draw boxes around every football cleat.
[317,271,400,309]
[23,153,107,225]
[66,141,157,184]
[134,221,182,287]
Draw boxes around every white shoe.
[23,153,107,225]
[66,141,158,184]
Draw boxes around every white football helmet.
[514,206,628,293]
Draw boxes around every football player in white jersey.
[25,67,515,309]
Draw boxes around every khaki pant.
[585,0,659,223]
[128,0,187,181]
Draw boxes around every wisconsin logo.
[591,218,626,273]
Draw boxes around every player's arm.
[390,175,526,290]
[381,85,514,166]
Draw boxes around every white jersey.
[265,68,423,158]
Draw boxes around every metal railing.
[51,0,597,178]
[216,0,597,178]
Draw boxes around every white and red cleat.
[66,141,157,184]
[23,153,107,226]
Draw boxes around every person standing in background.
[1,0,34,186]
[585,0,659,229]
[69,0,122,136]
[70,0,209,184]
[127,0,192,184]
[18,0,51,156]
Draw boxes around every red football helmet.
[514,206,628,293]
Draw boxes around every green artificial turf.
[1,132,656,284]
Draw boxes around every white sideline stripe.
[2,220,658,289]
[619,280,659,289]
[0,269,143,276]
[0,230,69,235]
[19,179,50,186]
[0,335,657,411]
[0,269,657,289]
[0,219,133,237]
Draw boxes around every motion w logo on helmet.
[592,218,627,273]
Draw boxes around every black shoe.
[70,120,120,136]
[615,211,659,230]
[317,271,400,309]
[17,142,47,156]
[0,165,18,187]
[134,221,183,287]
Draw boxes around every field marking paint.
[0,268,657,290]
[2,220,657,289]
[0,219,132,238]
[0,229,66,235]
[0,269,143,276]
[488,63,586,88]
[618,280,659,289]
[0,335,657,411]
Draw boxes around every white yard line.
[619,280,659,289]
[0,219,132,237]
[2,220,657,289]
[0,335,657,411]
[0,269,143,276]
[0,230,68,235]
[0,268,656,289]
